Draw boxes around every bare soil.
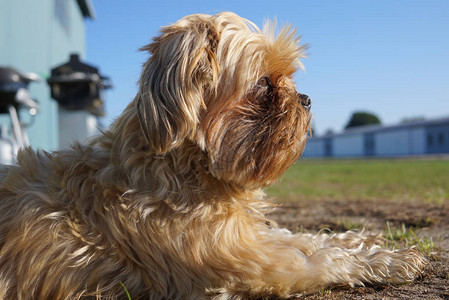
[267,199,449,299]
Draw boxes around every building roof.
[313,115,449,140]
[77,0,96,19]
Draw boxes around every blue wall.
[0,0,87,150]
[304,119,449,158]
[426,123,449,154]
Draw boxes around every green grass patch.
[318,287,333,296]
[120,282,132,300]
[385,222,436,256]
[266,159,449,203]
[336,218,364,231]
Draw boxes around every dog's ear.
[136,17,219,153]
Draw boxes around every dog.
[0,12,426,299]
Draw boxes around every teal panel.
[0,0,87,151]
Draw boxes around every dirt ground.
[267,199,449,299]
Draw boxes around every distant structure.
[47,53,111,149]
[0,0,95,151]
[304,116,449,158]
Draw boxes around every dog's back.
[0,146,142,299]
[0,148,74,299]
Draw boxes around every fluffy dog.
[0,12,426,299]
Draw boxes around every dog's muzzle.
[298,93,311,112]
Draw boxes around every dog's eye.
[257,76,272,89]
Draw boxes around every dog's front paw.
[345,246,428,285]
[382,248,428,283]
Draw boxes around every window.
[427,134,434,146]
[438,133,444,145]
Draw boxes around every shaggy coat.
[0,12,425,299]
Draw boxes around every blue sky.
[87,0,449,135]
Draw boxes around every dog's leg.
[293,246,425,292]
[299,230,384,251]
[218,227,426,297]
[270,228,383,255]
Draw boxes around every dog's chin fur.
[0,12,426,299]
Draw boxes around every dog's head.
[135,12,311,188]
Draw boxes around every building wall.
[410,127,426,155]
[0,0,86,150]
[375,127,425,156]
[333,134,364,157]
[302,124,439,158]
[303,138,326,158]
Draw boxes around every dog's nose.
[298,93,311,112]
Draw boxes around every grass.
[266,158,442,258]
[336,218,364,231]
[385,222,436,256]
[266,158,449,203]
[120,282,132,300]
[318,287,333,296]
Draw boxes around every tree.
[345,112,381,129]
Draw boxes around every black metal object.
[47,54,112,116]
[0,66,40,150]
[0,66,40,114]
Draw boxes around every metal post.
[8,105,25,148]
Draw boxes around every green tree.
[345,112,381,129]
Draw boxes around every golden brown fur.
[0,12,426,299]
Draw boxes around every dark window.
[438,133,444,145]
[427,134,434,146]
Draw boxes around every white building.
[303,116,449,158]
